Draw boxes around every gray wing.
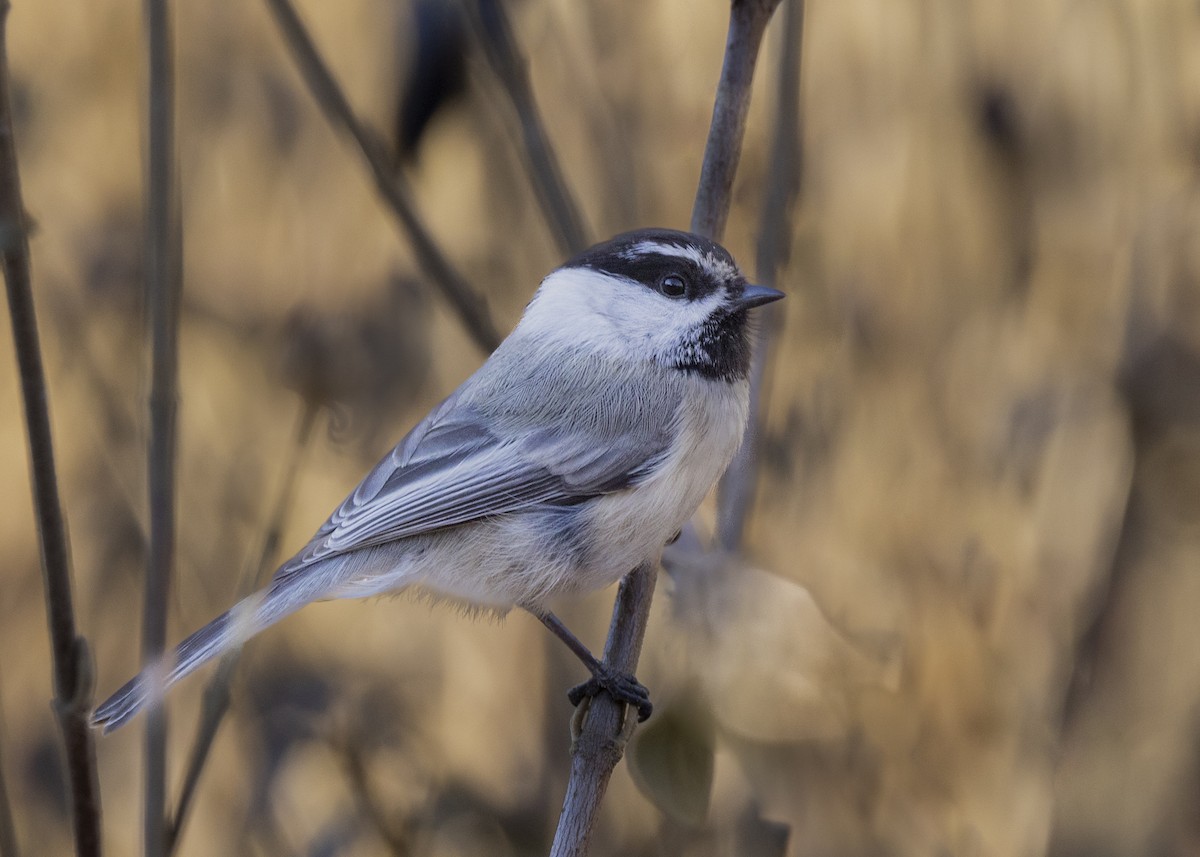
[274,385,674,581]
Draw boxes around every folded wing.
[274,386,674,583]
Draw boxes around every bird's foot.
[567,665,653,722]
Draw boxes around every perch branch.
[0,2,104,854]
[549,562,658,857]
[261,0,501,352]
[142,0,182,852]
[462,0,590,256]
[716,0,803,551]
[550,3,783,854]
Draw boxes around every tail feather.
[91,582,305,733]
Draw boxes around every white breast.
[571,375,750,593]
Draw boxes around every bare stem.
[164,403,319,856]
[142,0,182,853]
[261,0,501,352]
[549,3,783,853]
[0,2,104,855]
[691,0,784,243]
[716,0,803,551]
[549,562,657,857]
[340,740,412,857]
[0,695,19,857]
[462,0,590,256]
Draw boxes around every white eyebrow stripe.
[627,241,705,265]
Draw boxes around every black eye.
[659,274,687,298]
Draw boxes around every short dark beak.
[731,283,785,312]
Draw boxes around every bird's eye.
[659,274,687,298]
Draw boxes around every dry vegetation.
[2,0,1199,855]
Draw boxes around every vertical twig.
[0,694,19,857]
[261,0,501,352]
[716,0,803,551]
[0,2,104,855]
[164,403,319,856]
[462,0,590,256]
[142,0,181,853]
[691,0,784,242]
[549,563,657,857]
[550,4,782,854]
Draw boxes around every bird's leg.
[532,610,652,722]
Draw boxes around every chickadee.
[92,228,784,732]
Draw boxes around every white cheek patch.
[662,290,724,334]
[518,267,728,363]
[521,268,657,358]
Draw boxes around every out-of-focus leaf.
[627,690,715,826]
[663,531,901,745]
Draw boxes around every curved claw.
[567,666,653,722]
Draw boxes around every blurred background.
[2,0,1199,855]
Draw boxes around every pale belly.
[571,378,748,592]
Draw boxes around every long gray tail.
[91,580,307,733]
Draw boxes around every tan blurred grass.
[2,0,1200,855]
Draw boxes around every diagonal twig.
[165,3,501,837]
[141,0,183,853]
[0,2,104,854]
[716,0,804,551]
[549,3,783,854]
[164,402,320,856]
[461,0,590,257]
[261,0,501,352]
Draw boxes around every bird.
[91,228,784,733]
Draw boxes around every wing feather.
[275,368,678,582]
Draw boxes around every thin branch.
[550,3,783,853]
[549,562,658,857]
[691,0,784,243]
[261,0,501,352]
[0,2,104,855]
[462,0,590,256]
[142,0,181,852]
[0,692,19,857]
[164,403,319,856]
[340,740,412,857]
[716,0,803,551]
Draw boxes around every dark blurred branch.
[462,0,590,256]
[551,3,782,853]
[163,658,232,857]
[549,562,657,857]
[142,0,182,853]
[261,0,501,352]
[691,0,784,242]
[0,3,103,855]
[0,698,19,857]
[48,299,149,546]
[340,740,412,857]
[165,402,319,856]
[716,0,803,551]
